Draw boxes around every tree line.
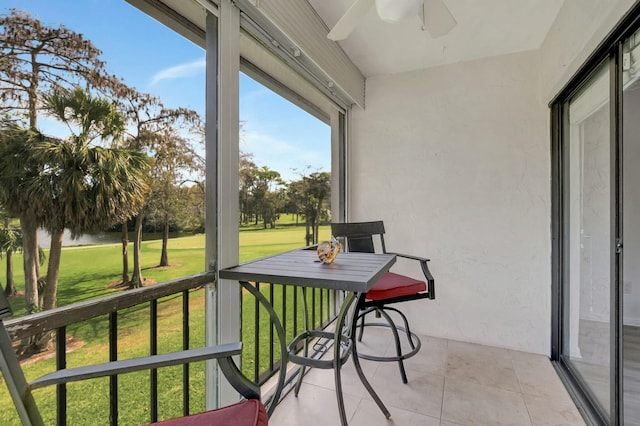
[0,8,203,335]
[0,9,331,351]
[240,154,331,244]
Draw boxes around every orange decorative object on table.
[317,237,341,264]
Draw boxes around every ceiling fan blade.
[422,0,457,37]
[327,0,374,41]
[375,0,422,23]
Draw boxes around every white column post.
[205,0,241,410]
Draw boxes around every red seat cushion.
[150,399,268,426]
[366,272,426,301]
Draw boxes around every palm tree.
[0,223,22,297]
[0,122,46,313]
[32,88,150,310]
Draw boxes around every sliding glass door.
[562,62,613,421]
[552,11,640,423]
[622,30,640,426]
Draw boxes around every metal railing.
[4,273,212,425]
[3,271,339,425]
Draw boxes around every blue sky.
[2,0,330,182]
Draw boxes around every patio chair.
[0,291,268,426]
[331,220,435,384]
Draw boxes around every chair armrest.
[31,343,241,388]
[390,252,430,262]
[30,342,258,399]
[218,352,261,401]
[388,252,435,299]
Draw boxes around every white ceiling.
[307,0,565,78]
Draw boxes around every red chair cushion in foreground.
[150,399,268,426]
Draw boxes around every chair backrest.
[331,221,387,254]
[0,291,44,426]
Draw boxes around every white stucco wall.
[347,0,640,355]
[350,50,550,354]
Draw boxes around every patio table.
[219,248,396,425]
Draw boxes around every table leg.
[240,281,287,417]
[333,291,356,426]
[350,294,391,419]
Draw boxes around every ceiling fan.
[327,0,457,41]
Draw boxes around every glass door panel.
[563,62,611,418]
[623,32,640,426]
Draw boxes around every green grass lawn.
[0,221,331,425]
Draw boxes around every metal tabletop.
[219,249,396,292]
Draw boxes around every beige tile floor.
[268,328,585,426]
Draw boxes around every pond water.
[36,229,189,248]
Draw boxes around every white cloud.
[149,58,205,86]
[243,130,298,157]
[242,130,330,182]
